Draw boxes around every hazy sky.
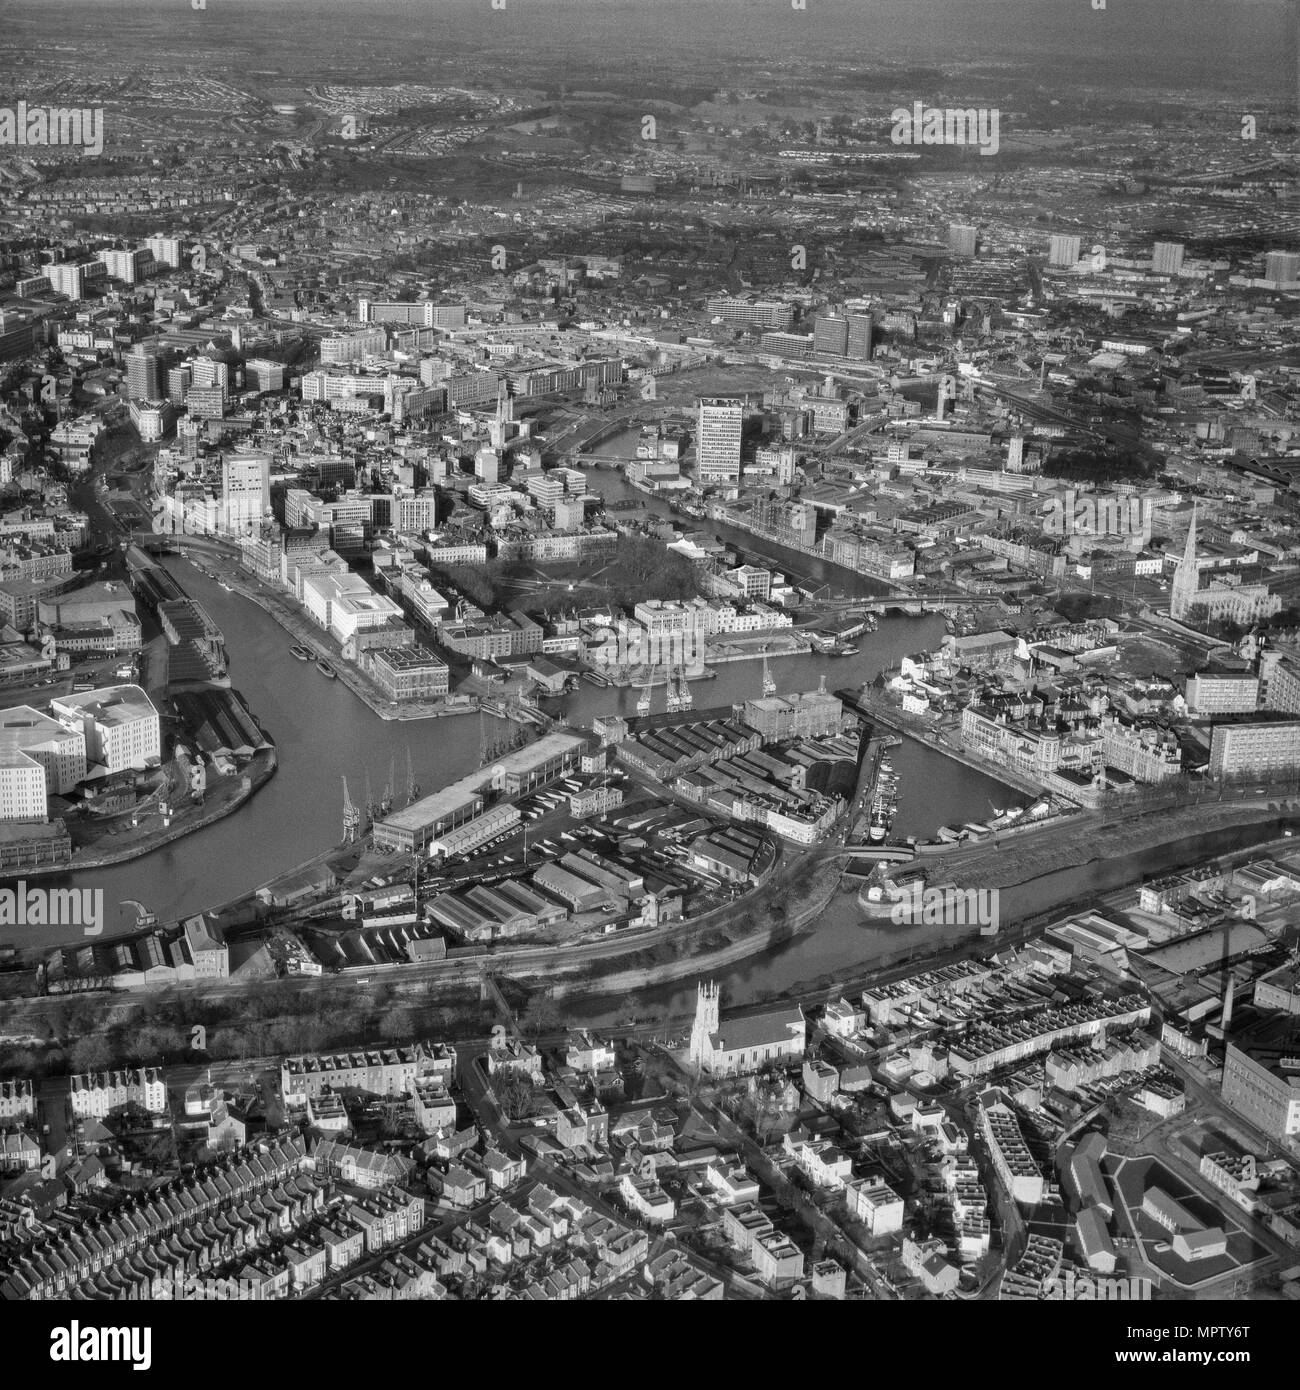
[8,0,1296,95]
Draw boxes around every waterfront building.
[50,684,160,774]
[221,452,272,536]
[0,704,87,802]
[742,690,843,741]
[364,646,449,701]
[695,398,744,483]
[373,732,586,852]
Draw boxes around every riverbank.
[838,687,1046,802]
[17,748,279,881]
[172,541,481,724]
[931,797,1295,893]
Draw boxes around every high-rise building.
[1264,252,1300,285]
[98,247,153,284]
[1048,234,1082,268]
[221,452,271,535]
[190,356,230,397]
[846,312,873,361]
[948,224,978,258]
[1152,241,1185,275]
[146,234,184,270]
[125,348,160,402]
[1209,721,1300,780]
[1005,434,1025,471]
[813,314,849,356]
[474,446,501,483]
[47,261,106,299]
[695,398,744,483]
[167,364,192,404]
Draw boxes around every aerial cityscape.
[0,0,1297,1336]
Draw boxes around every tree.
[71,1035,114,1073]
[378,1011,413,1043]
[495,1071,534,1122]
[520,994,565,1038]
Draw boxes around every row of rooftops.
[949,994,1151,1066]
[281,1042,455,1078]
[979,1100,1041,1178]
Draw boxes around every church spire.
[1171,503,1199,619]
[1180,502,1198,570]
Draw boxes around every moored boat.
[290,644,312,661]
[316,659,337,678]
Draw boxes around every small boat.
[316,659,337,678]
[833,645,860,657]
[290,644,312,661]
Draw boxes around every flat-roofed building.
[366,646,449,701]
[742,690,843,741]
[1221,1042,1300,1139]
[979,1092,1044,1205]
[1209,719,1300,779]
[373,783,485,853]
[50,684,159,773]
[0,703,86,815]
[845,1175,905,1234]
[1185,669,1259,716]
[373,731,584,851]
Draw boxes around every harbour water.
[4,453,1027,952]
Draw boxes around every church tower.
[689,981,721,1070]
[1170,504,1200,621]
